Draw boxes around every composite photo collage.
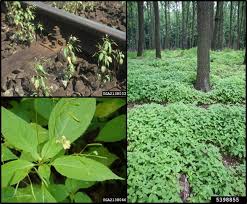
[1,1,246,203]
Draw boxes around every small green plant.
[61,36,81,87]
[94,35,125,83]
[5,1,37,45]
[31,59,50,96]
[37,23,44,38]
[2,98,126,202]
[52,1,96,15]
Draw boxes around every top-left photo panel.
[1,1,126,97]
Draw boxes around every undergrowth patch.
[128,49,245,104]
[127,48,246,203]
[127,103,245,203]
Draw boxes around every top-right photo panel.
[127,1,246,203]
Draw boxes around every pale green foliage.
[62,35,81,87]
[128,49,245,104]
[128,48,245,202]
[128,103,246,202]
[5,1,37,44]
[31,60,50,96]
[52,1,96,15]
[94,35,125,82]
[1,99,125,203]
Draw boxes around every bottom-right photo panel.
[127,1,245,203]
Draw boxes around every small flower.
[56,135,71,150]
[62,139,71,150]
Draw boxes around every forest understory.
[127,49,245,203]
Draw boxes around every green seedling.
[5,1,37,45]
[31,59,50,96]
[94,35,125,83]
[61,35,81,87]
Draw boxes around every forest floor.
[127,48,246,203]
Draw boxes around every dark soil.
[222,153,242,167]
[48,1,126,32]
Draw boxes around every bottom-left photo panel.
[1,98,127,203]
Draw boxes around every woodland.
[127,1,246,203]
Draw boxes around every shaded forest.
[128,1,246,51]
[127,1,246,203]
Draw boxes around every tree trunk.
[186,2,190,48]
[167,1,171,49]
[242,2,246,50]
[228,1,233,48]
[182,2,186,49]
[150,2,155,49]
[164,1,168,49]
[237,1,240,49]
[212,1,224,50]
[191,1,195,48]
[239,1,244,49]
[218,2,224,50]
[137,1,144,57]
[153,1,161,58]
[175,1,180,48]
[195,1,211,92]
[209,2,214,47]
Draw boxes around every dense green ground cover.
[128,49,245,104]
[127,49,246,203]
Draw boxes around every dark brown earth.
[222,154,241,167]
[48,1,126,32]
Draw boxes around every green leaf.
[99,53,104,61]
[34,98,57,120]
[2,144,18,162]
[30,123,48,144]
[95,99,126,118]
[41,99,96,160]
[95,115,126,142]
[13,185,56,202]
[38,164,51,184]
[63,47,68,58]
[52,155,124,181]
[1,187,17,202]
[74,192,92,203]
[20,151,36,162]
[48,184,69,202]
[2,107,40,160]
[65,178,95,193]
[2,159,34,188]
[85,146,118,166]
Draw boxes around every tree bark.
[153,1,161,58]
[167,1,171,49]
[239,1,244,49]
[195,1,211,92]
[175,1,180,48]
[191,1,195,48]
[150,2,155,49]
[212,1,224,50]
[182,2,186,49]
[237,1,240,49]
[137,1,144,56]
[164,1,168,49]
[209,2,214,47]
[228,1,233,48]
[186,2,190,48]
